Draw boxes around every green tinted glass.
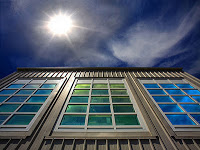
[111,90,127,95]
[110,84,125,88]
[88,115,112,126]
[92,90,108,95]
[18,104,42,112]
[61,115,85,125]
[73,90,90,95]
[69,96,88,103]
[90,105,110,113]
[93,84,108,88]
[75,84,90,88]
[113,105,134,113]
[112,97,131,103]
[0,104,20,112]
[66,105,87,113]
[91,97,109,103]
[115,115,140,125]
[5,114,35,125]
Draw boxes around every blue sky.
[0,0,200,79]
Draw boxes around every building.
[0,67,200,150]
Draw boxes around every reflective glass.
[110,84,125,88]
[90,105,110,113]
[18,104,42,112]
[5,114,35,125]
[7,96,28,102]
[35,90,52,95]
[176,84,194,88]
[0,115,9,124]
[17,90,35,95]
[27,96,48,103]
[148,90,166,95]
[0,96,8,103]
[93,84,108,88]
[115,115,140,125]
[24,84,40,88]
[165,89,184,95]
[160,84,176,88]
[92,90,108,95]
[144,84,159,88]
[183,90,200,95]
[166,114,195,125]
[73,90,89,95]
[0,104,20,112]
[112,97,131,103]
[158,104,183,112]
[172,96,194,103]
[111,90,127,95]
[88,115,112,126]
[180,104,200,112]
[75,84,90,88]
[7,84,24,88]
[192,96,200,102]
[91,97,109,103]
[113,105,134,113]
[60,115,85,125]
[66,105,87,113]
[191,114,200,124]
[41,84,56,88]
[152,96,173,103]
[0,90,17,95]
[69,96,88,103]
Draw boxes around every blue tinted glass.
[35,90,52,95]
[144,84,159,88]
[60,115,85,125]
[90,105,111,113]
[180,104,200,112]
[18,104,42,112]
[166,90,184,95]
[166,114,196,125]
[66,105,87,113]
[183,90,200,95]
[0,104,20,112]
[0,96,8,102]
[0,90,17,95]
[7,84,24,88]
[24,84,40,88]
[17,90,35,95]
[5,114,35,125]
[27,96,48,103]
[159,104,183,112]
[176,84,194,88]
[0,115,9,124]
[152,96,173,102]
[41,84,56,88]
[160,84,176,88]
[192,96,200,102]
[7,96,28,102]
[148,90,166,95]
[92,90,108,95]
[191,114,200,124]
[69,96,88,103]
[172,96,194,103]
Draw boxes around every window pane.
[0,96,8,103]
[115,115,140,125]
[152,96,173,103]
[35,90,52,95]
[91,97,109,103]
[88,115,112,126]
[73,90,89,95]
[172,96,194,103]
[112,97,131,103]
[0,90,17,95]
[0,104,20,112]
[191,114,200,124]
[7,96,28,102]
[111,90,127,95]
[41,84,56,88]
[27,96,48,103]
[176,84,194,88]
[24,84,40,88]
[110,84,125,88]
[158,104,183,112]
[92,90,108,95]
[90,105,110,113]
[180,104,200,112]
[113,105,134,113]
[93,84,108,88]
[69,96,88,103]
[0,115,9,124]
[147,90,166,95]
[183,90,200,95]
[192,96,200,102]
[7,84,24,88]
[60,115,85,125]
[18,104,42,112]
[160,84,176,88]
[17,90,35,95]
[5,114,35,125]
[75,84,90,88]
[144,84,159,88]
[165,89,184,95]
[166,114,196,125]
[66,105,87,113]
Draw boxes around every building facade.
[0,67,200,150]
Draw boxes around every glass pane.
[160,84,176,88]
[91,97,109,103]
[172,96,194,103]
[27,96,48,103]
[180,104,200,112]
[144,84,159,88]
[17,90,35,95]
[158,104,183,112]
[165,89,184,95]
[152,96,173,103]
[18,104,42,112]
[35,90,52,95]
[183,90,200,95]
[176,84,194,88]
[73,90,89,95]
[0,115,9,124]
[110,84,125,88]
[5,114,35,125]
[7,96,28,102]
[0,90,17,95]
[191,114,200,124]
[111,90,127,95]
[60,115,85,125]
[93,84,108,88]
[92,90,108,95]
[148,90,166,95]
[115,115,140,125]
[75,84,90,88]
[24,84,40,88]
[166,114,196,125]
[0,104,20,112]
[88,115,112,126]
[112,97,131,103]
[69,96,88,103]
[192,96,200,102]
[113,105,134,113]
[7,84,24,88]
[66,105,87,113]
[90,105,110,113]
[41,84,56,88]
[0,96,8,103]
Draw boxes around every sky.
[0,0,200,79]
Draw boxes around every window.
[140,79,200,131]
[55,79,148,132]
[0,79,60,131]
